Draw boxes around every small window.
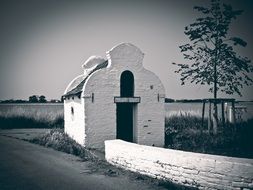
[71,106,74,121]
[91,93,94,103]
[150,85,153,90]
[72,96,74,100]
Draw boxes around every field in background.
[0,103,252,158]
[1,102,253,118]
[1,102,253,128]
[165,102,253,120]
[0,103,63,121]
[0,103,63,129]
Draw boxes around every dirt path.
[0,134,167,190]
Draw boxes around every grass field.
[0,104,63,129]
[1,103,252,159]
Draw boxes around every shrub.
[165,115,253,158]
[30,128,92,160]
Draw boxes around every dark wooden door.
[116,103,133,142]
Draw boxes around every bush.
[165,115,253,158]
[30,128,92,160]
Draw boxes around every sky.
[0,0,253,101]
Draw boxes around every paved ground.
[0,129,49,140]
[0,132,167,190]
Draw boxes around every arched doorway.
[116,71,135,142]
[120,70,134,97]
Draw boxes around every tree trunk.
[213,75,218,134]
[212,107,218,134]
[213,30,219,135]
[213,90,218,134]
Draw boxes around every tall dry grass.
[0,104,63,121]
[30,128,92,160]
[165,110,203,119]
[0,104,63,129]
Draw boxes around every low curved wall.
[105,140,253,190]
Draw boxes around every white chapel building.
[63,43,165,150]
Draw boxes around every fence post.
[221,101,225,128]
[208,101,212,133]
[202,100,205,130]
[231,100,236,128]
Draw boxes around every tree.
[172,0,253,133]
[39,95,47,103]
[29,95,39,103]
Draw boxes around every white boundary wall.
[105,140,253,190]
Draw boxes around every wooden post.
[215,99,218,118]
[224,102,227,124]
[232,100,236,127]
[221,101,225,128]
[202,100,205,130]
[208,101,212,133]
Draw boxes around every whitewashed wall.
[64,97,85,145]
[105,140,253,190]
[83,70,117,150]
[83,43,165,150]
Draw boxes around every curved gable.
[83,43,165,98]
[64,75,84,95]
[64,61,108,97]
[106,43,144,70]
